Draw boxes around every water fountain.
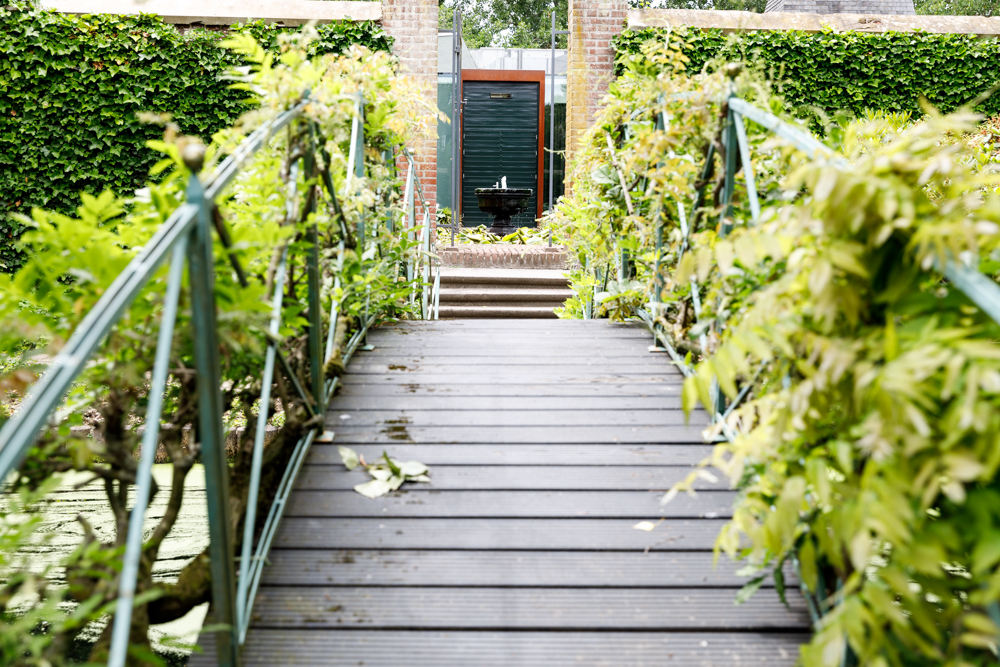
[475,176,533,236]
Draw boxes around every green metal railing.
[0,92,438,666]
[620,85,1000,658]
[622,88,1000,429]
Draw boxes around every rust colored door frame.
[460,69,546,222]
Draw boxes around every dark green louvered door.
[462,81,539,228]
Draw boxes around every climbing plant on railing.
[678,110,1000,667]
[550,33,786,330]
[0,29,434,666]
[552,29,1000,667]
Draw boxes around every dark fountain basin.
[475,188,533,236]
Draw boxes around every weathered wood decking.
[213,319,810,665]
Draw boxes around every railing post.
[236,245,287,643]
[731,111,760,223]
[184,148,241,667]
[304,138,324,408]
[720,105,738,238]
[647,107,667,312]
[405,160,415,288]
[383,149,395,234]
[451,7,462,248]
[107,233,188,667]
[354,92,366,249]
[345,91,366,249]
[422,208,431,320]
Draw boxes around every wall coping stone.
[628,8,1000,36]
[41,0,381,25]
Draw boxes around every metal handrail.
[634,93,1000,431]
[0,91,437,667]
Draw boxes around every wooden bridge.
[197,318,809,665]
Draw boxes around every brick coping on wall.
[628,8,1000,36]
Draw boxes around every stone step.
[439,287,573,304]
[438,305,561,319]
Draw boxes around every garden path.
[198,319,810,665]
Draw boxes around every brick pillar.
[381,0,438,214]
[566,0,627,188]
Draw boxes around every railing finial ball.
[180,137,207,173]
[724,63,743,80]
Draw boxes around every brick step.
[438,305,561,319]
[439,287,573,304]
[440,300,570,309]
[439,268,569,288]
[435,268,571,319]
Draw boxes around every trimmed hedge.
[0,3,391,272]
[614,27,1000,119]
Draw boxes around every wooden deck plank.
[284,490,734,518]
[370,321,646,328]
[347,366,680,378]
[325,408,704,427]
[362,335,656,346]
[352,348,670,357]
[274,517,727,550]
[258,631,805,666]
[366,329,652,339]
[355,349,673,359]
[201,630,807,666]
[347,354,681,370]
[250,587,810,630]
[328,395,683,410]
[260,549,793,587]
[325,424,710,444]
[365,324,649,333]
[335,381,683,397]
[305,444,715,466]
[296,466,724,491]
[340,374,681,385]
[340,372,682,385]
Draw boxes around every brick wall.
[565,0,628,188]
[381,0,438,215]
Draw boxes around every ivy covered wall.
[614,27,1000,120]
[0,3,392,272]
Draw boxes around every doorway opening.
[460,70,545,228]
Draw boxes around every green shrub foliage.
[0,3,392,273]
[614,27,1000,120]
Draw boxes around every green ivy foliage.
[234,18,394,56]
[613,27,1000,119]
[0,3,392,273]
